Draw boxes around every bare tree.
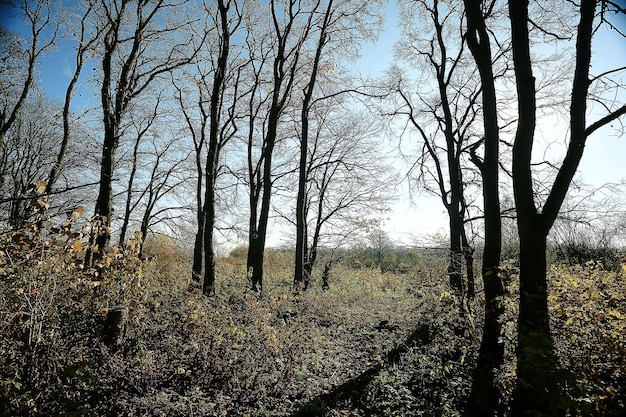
[293,0,334,291]
[293,0,384,290]
[86,0,197,265]
[117,95,162,247]
[134,135,189,258]
[174,0,244,295]
[0,0,57,193]
[394,0,482,298]
[46,1,100,195]
[506,1,626,414]
[461,0,507,414]
[284,104,395,288]
[0,93,62,227]
[245,0,319,292]
[200,0,243,295]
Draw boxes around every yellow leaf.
[73,241,83,250]
[29,181,46,195]
[71,206,84,220]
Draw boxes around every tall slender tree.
[395,0,481,298]
[246,0,318,292]
[462,0,506,414]
[174,0,243,294]
[201,0,243,295]
[293,0,333,290]
[286,104,395,288]
[46,2,99,195]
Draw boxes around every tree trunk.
[294,123,308,289]
[86,123,116,265]
[463,0,505,414]
[246,152,261,290]
[294,0,332,292]
[202,164,217,296]
[118,133,141,247]
[86,4,126,266]
[511,223,561,416]
[461,229,475,299]
[448,207,464,296]
[249,136,274,292]
[247,232,265,293]
[191,217,204,286]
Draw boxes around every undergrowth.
[0,219,624,416]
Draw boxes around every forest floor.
[1,233,625,416]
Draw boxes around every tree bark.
[448,208,464,295]
[463,0,505,414]
[86,1,128,265]
[247,0,312,292]
[511,221,561,415]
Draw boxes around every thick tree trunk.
[246,121,275,293]
[86,124,116,265]
[293,124,308,289]
[86,4,126,266]
[191,131,205,286]
[250,152,273,292]
[247,233,265,293]
[448,207,464,296]
[511,225,561,416]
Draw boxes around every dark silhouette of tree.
[461,0,506,414]
[506,1,626,414]
[285,105,395,288]
[245,0,318,293]
[293,0,335,291]
[293,0,385,291]
[174,0,244,294]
